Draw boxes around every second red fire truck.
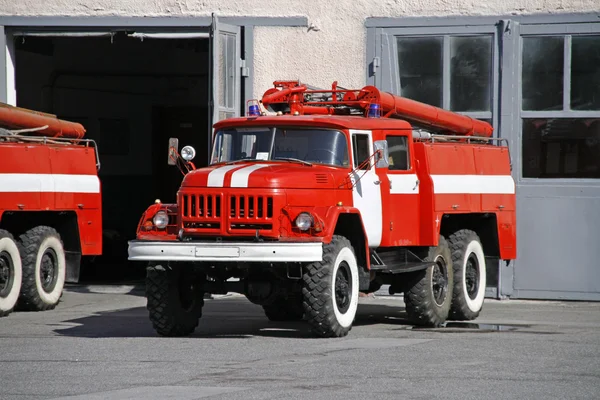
[0,104,102,317]
[129,81,516,338]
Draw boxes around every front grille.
[182,194,221,219]
[180,191,276,234]
[229,195,273,219]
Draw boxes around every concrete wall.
[1,0,598,96]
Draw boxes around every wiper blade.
[273,157,313,167]
[225,158,262,165]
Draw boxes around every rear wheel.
[146,263,204,337]
[404,236,454,327]
[448,229,487,320]
[302,235,359,338]
[17,226,66,311]
[0,230,22,317]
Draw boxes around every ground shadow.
[53,298,420,339]
[353,302,412,327]
[53,299,316,339]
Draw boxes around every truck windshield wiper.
[225,158,263,165]
[273,157,313,167]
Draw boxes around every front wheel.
[448,230,487,320]
[404,235,454,327]
[0,230,22,317]
[302,235,359,338]
[146,263,204,337]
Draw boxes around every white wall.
[1,0,598,97]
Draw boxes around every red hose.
[0,104,86,139]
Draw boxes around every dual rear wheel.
[404,230,487,326]
[0,227,66,317]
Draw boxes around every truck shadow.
[53,299,413,339]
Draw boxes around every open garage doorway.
[10,23,242,282]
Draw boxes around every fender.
[136,202,178,241]
[323,206,371,270]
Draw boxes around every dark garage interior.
[14,31,212,282]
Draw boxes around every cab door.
[381,131,420,246]
[350,129,383,248]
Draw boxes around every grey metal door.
[211,15,241,126]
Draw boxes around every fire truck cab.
[128,81,516,338]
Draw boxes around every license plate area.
[195,246,240,258]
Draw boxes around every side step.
[370,248,435,274]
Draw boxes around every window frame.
[385,133,412,172]
[518,23,600,182]
[377,25,500,132]
[352,133,372,170]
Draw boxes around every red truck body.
[0,103,102,317]
[129,81,516,338]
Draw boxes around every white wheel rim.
[331,247,359,328]
[34,236,65,304]
[0,237,22,312]
[462,240,486,312]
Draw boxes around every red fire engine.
[128,81,516,338]
[0,103,102,317]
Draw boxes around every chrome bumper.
[128,240,323,262]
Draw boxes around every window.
[387,136,410,170]
[396,35,493,117]
[352,134,371,169]
[211,127,349,167]
[521,34,600,178]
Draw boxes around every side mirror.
[168,138,179,166]
[374,140,389,169]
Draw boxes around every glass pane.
[226,34,236,109]
[450,36,492,112]
[352,134,371,169]
[218,33,226,109]
[522,37,564,111]
[218,111,234,121]
[522,118,600,178]
[397,37,442,107]
[387,136,410,170]
[571,36,600,110]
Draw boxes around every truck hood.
[181,162,344,189]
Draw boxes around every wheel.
[404,235,454,327]
[146,263,204,337]
[17,226,66,311]
[0,230,22,317]
[302,235,359,338]
[448,229,487,320]
[263,295,304,321]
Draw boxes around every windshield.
[210,127,350,167]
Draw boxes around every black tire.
[302,235,359,338]
[263,295,304,321]
[448,229,487,321]
[17,226,66,311]
[0,230,22,317]
[146,263,204,337]
[404,235,454,327]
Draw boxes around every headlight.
[181,145,196,161]
[153,211,169,229]
[295,212,313,231]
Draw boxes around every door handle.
[374,180,381,185]
[413,179,420,190]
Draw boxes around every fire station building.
[0,1,598,301]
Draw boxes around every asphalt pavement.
[0,284,599,400]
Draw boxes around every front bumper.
[128,240,323,262]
